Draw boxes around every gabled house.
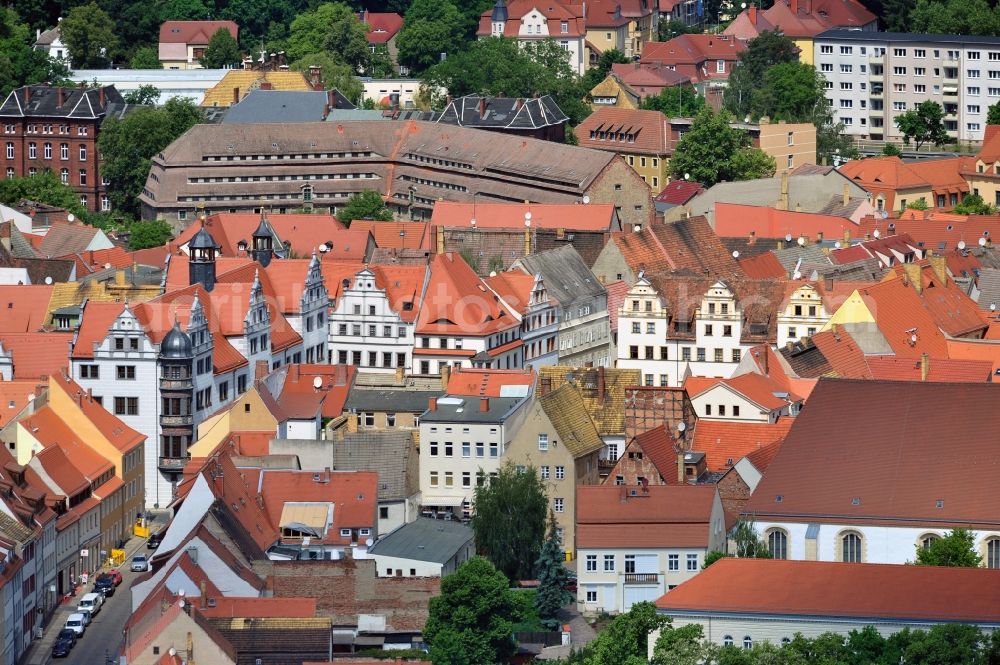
[358,11,404,74]
[684,373,801,424]
[436,95,569,142]
[506,383,604,558]
[159,20,239,70]
[33,25,69,63]
[610,63,693,100]
[605,424,685,487]
[576,108,674,191]
[485,271,560,367]
[576,484,725,615]
[478,0,588,74]
[640,34,746,90]
[368,518,474,578]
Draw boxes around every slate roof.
[538,384,605,458]
[746,378,1000,526]
[513,245,604,305]
[330,431,416,501]
[420,396,524,423]
[222,90,331,123]
[0,85,123,118]
[437,95,568,130]
[368,517,473,563]
[344,388,442,414]
[656,558,1000,623]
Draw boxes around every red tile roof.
[640,35,745,83]
[853,279,951,357]
[656,558,1000,623]
[60,246,133,275]
[70,301,125,359]
[577,484,717,549]
[430,202,617,232]
[609,63,691,93]
[445,367,535,397]
[199,597,317,618]
[0,332,72,379]
[946,338,1000,374]
[631,424,680,481]
[690,418,794,472]
[576,108,673,156]
[0,285,53,333]
[416,253,519,336]
[865,356,993,382]
[358,12,403,44]
[22,407,113,490]
[278,364,356,419]
[746,378,1000,527]
[0,380,39,428]
[654,180,705,206]
[477,0,586,37]
[605,280,630,334]
[51,372,146,453]
[685,372,801,410]
[349,221,428,250]
[809,328,872,379]
[485,271,552,315]
[171,213,351,260]
[259,469,378,546]
[828,244,871,264]
[861,210,1000,253]
[883,262,987,337]
[738,252,786,279]
[159,20,238,44]
[714,203,858,239]
[743,438,781,472]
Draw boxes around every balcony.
[160,415,194,426]
[869,70,884,83]
[943,58,959,68]
[622,573,661,584]
[159,378,193,390]
[869,88,883,99]
[943,85,959,98]
[158,456,188,472]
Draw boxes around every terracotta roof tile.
[656,558,1000,622]
[747,378,1000,526]
[605,280,630,334]
[630,424,680,480]
[23,407,112,491]
[538,384,604,458]
[200,597,316,618]
[52,373,145,453]
[160,20,237,44]
[259,469,377,546]
[349,221,428,250]
[359,12,403,44]
[0,285,54,332]
[640,35,745,84]
[714,203,858,239]
[431,202,617,232]
[416,253,519,336]
[852,279,951,357]
[610,63,691,91]
[576,108,673,155]
[577,484,716,549]
[0,380,38,428]
[690,418,794,472]
[802,329,872,378]
[738,252,786,279]
[865,356,993,382]
[654,180,705,206]
[0,332,72,379]
[445,367,535,397]
[485,271,547,315]
[540,366,640,436]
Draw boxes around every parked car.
[76,592,102,617]
[64,614,86,636]
[51,635,74,658]
[130,554,149,572]
[106,569,123,586]
[77,608,93,626]
[56,629,77,647]
[94,573,115,597]
[147,531,162,550]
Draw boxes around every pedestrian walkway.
[22,511,168,665]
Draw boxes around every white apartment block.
[815,29,1000,143]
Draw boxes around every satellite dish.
[683,173,690,180]
[785,233,793,242]
[834,241,842,249]
[958,240,966,250]
[179,599,186,608]
[312,376,323,389]
[873,228,881,238]
[910,334,918,344]
[365,538,374,547]
[489,271,497,277]
[732,250,739,258]
[582,195,591,204]
[104,263,112,270]
[44,276,53,285]
[318,245,328,252]
[470,217,477,227]
[880,210,889,219]
[677,421,687,432]
[67,213,75,222]
[797,236,806,246]
[980,237,988,247]
[524,212,532,227]
[991,302,997,312]
[169,648,177,657]
[178,589,186,597]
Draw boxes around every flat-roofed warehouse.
[140,119,652,230]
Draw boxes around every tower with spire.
[188,224,220,292]
[491,0,508,35]
[251,211,276,267]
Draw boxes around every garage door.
[623,585,661,611]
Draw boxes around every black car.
[52,636,74,658]
[147,531,162,550]
[56,629,77,647]
[94,573,115,597]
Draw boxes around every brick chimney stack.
[920,353,930,382]
[479,397,490,412]
[749,3,757,25]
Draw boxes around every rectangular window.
[538,433,549,450]
[79,364,99,379]
[585,555,597,572]
[116,365,136,380]
[475,442,484,457]
[603,555,615,571]
[555,465,565,480]
[429,471,438,487]
[714,349,724,363]
[820,45,832,54]
[696,348,705,362]
[462,442,470,457]
[444,472,453,487]
[686,554,698,571]
[540,466,550,480]
[668,554,679,571]
[462,472,471,487]
[585,590,597,602]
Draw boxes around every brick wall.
[716,469,750,528]
[585,159,654,232]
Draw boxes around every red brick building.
[0,85,124,213]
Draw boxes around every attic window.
[726,457,733,466]
[775,495,783,503]
[936,499,944,508]
[851,497,861,505]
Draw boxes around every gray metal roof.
[344,388,442,413]
[419,395,525,424]
[368,517,473,564]
[975,268,1000,310]
[222,90,329,124]
[331,431,415,501]
[513,245,605,305]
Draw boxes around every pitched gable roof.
[576,108,674,155]
[538,383,605,458]
[416,253,519,335]
[0,285,54,332]
[690,418,794,472]
[577,484,716,548]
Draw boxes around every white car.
[64,614,86,635]
[130,554,149,572]
[77,592,102,617]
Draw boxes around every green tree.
[424,37,590,123]
[667,109,775,186]
[0,170,86,218]
[902,624,986,665]
[397,0,466,74]
[879,0,917,32]
[641,85,704,118]
[988,101,1000,125]
[751,62,826,123]
[470,460,548,581]
[586,602,670,665]
[128,219,173,249]
[915,528,983,567]
[954,192,998,215]
[0,8,72,98]
[157,0,210,22]
[882,142,902,157]
[287,2,370,70]
[290,53,363,103]
[906,197,929,211]
[60,3,119,68]
[895,100,949,151]
[657,18,698,41]
[123,85,160,105]
[910,0,1000,36]
[583,48,629,91]
[336,190,393,226]
[98,97,203,216]
[702,550,729,569]
[732,518,772,559]
[650,624,710,665]
[423,557,522,665]
[534,511,572,630]
[129,46,162,69]
[724,30,799,120]
[200,28,241,69]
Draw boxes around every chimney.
[928,254,947,284]
[428,397,437,412]
[56,88,64,108]
[479,97,487,119]
[843,229,851,246]
[597,366,606,403]
[540,375,552,395]
[200,581,207,607]
[115,269,126,286]
[677,451,685,484]
[760,348,768,374]
[23,87,31,105]
[920,353,930,381]
[515,98,524,111]
[260,82,273,90]
[843,184,850,207]
[98,87,105,108]
[255,359,269,382]
[524,226,531,256]
[778,172,789,210]
[347,412,358,432]
[394,365,405,385]
[791,0,799,13]
[291,363,300,384]
[436,226,445,255]
[233,86,240,104]
[480,397,490,412]
[816,231,824,243]
[903,262,922,294]
[440,364,451,390]
[308,65,321,89]
[749,3,757,24]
